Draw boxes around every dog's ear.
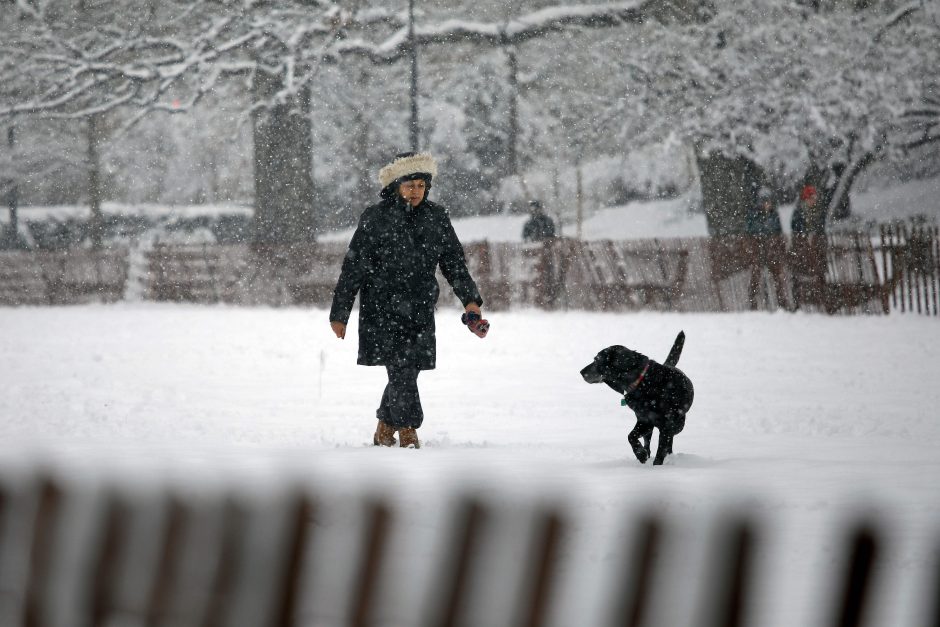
[594,347,621,374]
[610,346,647,373]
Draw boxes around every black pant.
[377,366,423,429]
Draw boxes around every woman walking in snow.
[329,152,487,449]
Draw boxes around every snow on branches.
[0,0,714,120]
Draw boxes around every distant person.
[520,199,559,306]
[790,184,828,309]
[329,152,488,450]
[522,199,556,242]
[744,187,792,310]
[791,184,827,236]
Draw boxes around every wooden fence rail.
[0,470,933,627]
[0,228,937,315]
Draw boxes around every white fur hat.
[378,152,438,189]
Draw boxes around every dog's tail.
[664,331,685,367]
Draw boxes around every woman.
[744,187,792,310]
[329,152,486,449]
[790,184,828,309]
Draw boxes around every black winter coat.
[791,201,827,235]
[522,212,556,242]
[329,195,483,370]
[744,204,783,236]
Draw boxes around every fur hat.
[378,152,438,189]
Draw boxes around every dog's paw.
[633,447,650,464]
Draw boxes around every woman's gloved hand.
[461,310,489,338]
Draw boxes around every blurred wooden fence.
[879,223,940,316]
[144,243,344,306]
[0,229,937,316]
[0,248,127,306]
[0,469,932,627]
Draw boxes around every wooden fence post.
[698,516,759,627]
[604,513,664,627]
[829,523,880,627]
[512,508,565,627]
[421,498,489,627]
[932,226,939,316]
[269,494,315,627]
[89,495,131,627]
[24,477,63,627]
[349,500,392,627]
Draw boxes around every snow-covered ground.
[1,305,937,626]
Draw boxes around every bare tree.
[0,0,714,246]
[590,0,940,230]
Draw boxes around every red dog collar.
[620,361,650,404]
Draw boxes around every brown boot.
[399,427,420,449]
[373,420,397,447]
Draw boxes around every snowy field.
[1,304,938,626]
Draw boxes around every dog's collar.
[620,361,650,404]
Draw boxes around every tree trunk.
[825,150,878,223]
[251,71,316,247]
[351,69,374,213]
[697,153,765,236]
[4,123,20,248]
[87,114,105,250]
[507,47,519,176]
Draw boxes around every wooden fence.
[135,233,927,315]
[144,243,347,306]
[0,248,127,306]
[0,469,933,627]
[0,228,937,316]
[879,223,940,316]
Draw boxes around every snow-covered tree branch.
[0,0,716,244]
[332,0,713,64]
[0,1,713,118]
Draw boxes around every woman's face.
[398,179,426,207]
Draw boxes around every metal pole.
[409,0,419,151]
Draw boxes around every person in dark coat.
[329,152,485,449]
[790,184,828,309]
[521,199,556,242]
[790,184,827,235]
[744,187,792,310]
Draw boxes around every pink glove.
[461,311,490,338]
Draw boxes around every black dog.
[580,332,694,465]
